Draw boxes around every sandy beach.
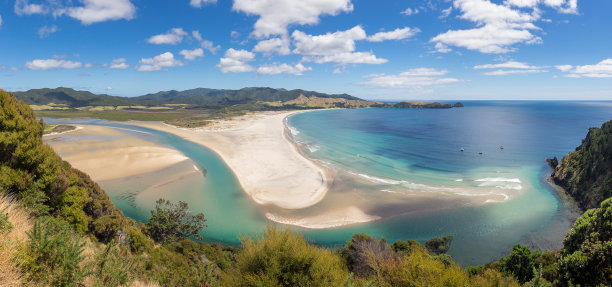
[131,111,331,210]
[45,125,191,182]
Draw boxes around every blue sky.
[0,0,611,100]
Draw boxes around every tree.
[425,235,454,255]
[500,244,535,284]
[557,197,612,286]
[145,198,206,244]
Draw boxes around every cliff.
[549,120,612,209]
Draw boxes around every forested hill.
[549,120,612,209]
[13,87,133,107]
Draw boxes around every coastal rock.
[453,102,464,108]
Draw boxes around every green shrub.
[145,198,206,244]
[499,244,535,284]
[425,235,454,255]
[0,205,13,232]
[24,217,92,286]
[94,240,132,287]
[222,226,349,286]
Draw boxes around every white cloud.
[37,25,58,38]
[435,43,452,53]
[14,0,46,15]
[106,86,113,91]
[440,6,453,18]
[138,52,184,71]
[192,31,220,54]
[401,8,418,16]
[84,63,94,68]
[559,59,612,78]
[475,61,547,75]
[25,59,83,70]
[474,61,540,69]
[303,52,387,65]
[109,58,129,69]
[359,68,461,88]
[432,0,542,54]
[257,63,312,75]
[253,37,291,55]
[180,48,204,60]
[555,64,573,72]
[65,0,136,25]
[232,0,353,38]
[148,28,188,45]
[217,48,255,73]
[0,15,2,30]
[506,0,578,14]
[231,31,240,38]
[292,26,366,56]
[190,0,216,8]
[367,27,420,42]
[482,69,544,75]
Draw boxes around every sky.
[0,0,611,100]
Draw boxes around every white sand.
[265,206,381,229]
[45,125,190,181]
[131,111,330,209]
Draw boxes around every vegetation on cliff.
[549,120,612,209]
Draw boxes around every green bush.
[425,235,454,255]
[145,198,206,244]
[24,217,92,286]
[93,240,132,287]
[499,244,535,284]
[222,226,349,286]
[0,205,13,232]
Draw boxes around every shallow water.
[45,101,612,265]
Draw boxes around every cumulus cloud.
[253,37,291,55]
[0,15,2,29]
[192,31,221,54]
[180,48,204,60]
[359,68,461,88]
[440,6,453,18]
[474,60,547,75]
[15,0,136,24]
[148,28,188,45]
[25,59,83,70]
[257,63,312,75]
[37,25,58,38]
[432,0,543,54]
[401,8,418,16]
[65,0,136,25]
[109,58,129,69]
[506,0,578,14]
[304,52,387,65]
[190,0,216,8]
[232,0,353,38]
[217,48,255,73]
[559,59,612,78]
[138,52,184,71]
[14,0,46,15]
[367,27,420,42]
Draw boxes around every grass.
[0,193,34,287]
[36,110,183,122]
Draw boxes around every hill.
[13,87,134,107]
[548,120,612,209]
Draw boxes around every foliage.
[342,233,395,277]
[550,120,612,209]
[524,265,552,287]
[469,268,521,287]
[425,235,454,255]
[557,197,612,286]
[93,240,132,287]
[222,226,350,286]
[0,205,13,232]
[24,217,92,286]
[145,198,206,244]
[499,244,536,284]
[59,185,90,233]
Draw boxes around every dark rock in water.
[453,102,464,107]
[546,157,558,168]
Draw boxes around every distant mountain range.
[12,87,462,110]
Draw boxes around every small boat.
[500,145,504,150]
[478,151,483,155]
[460,147,464,152]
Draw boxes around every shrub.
[145,198,206,244]
[499,244,535,284]
[0,205,13,232]
[425,235,454,255]
[222,226,349,286]
[94,240,132,287]
[342,233,394,277]
[24,217,92,286]
[470,268,521,287]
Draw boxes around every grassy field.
[36,110,183,122]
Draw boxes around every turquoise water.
[45,101,612,265]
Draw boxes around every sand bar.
[131,111,330,210]
[45,125,190,181]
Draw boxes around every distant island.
[13,87,463,127]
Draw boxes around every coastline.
[130,110,333,210]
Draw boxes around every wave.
[286,125,300,136]
[307,144,320,153]
[475,177,522,190]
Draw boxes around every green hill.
[13,87,134,107]
[549,120,612,209]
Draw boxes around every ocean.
[45,101,612,265]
